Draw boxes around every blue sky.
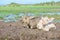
[0,0,60,5]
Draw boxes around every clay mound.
[0,22,60,40]
[0,16,60,40]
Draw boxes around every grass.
[0,5,60,20]
[0,6,60,13]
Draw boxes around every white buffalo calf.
[43,23,56,31]
[37,16,56,31]
[37,16,49,29]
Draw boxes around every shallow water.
[0,12,60,22]
[39,12,60,16]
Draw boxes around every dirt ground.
[0,18,60,40]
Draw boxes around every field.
[0,5,60,20]
[0,6,60,13]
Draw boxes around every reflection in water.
[27,13,35,16]
[39,12,60,16]
[54,20,60,23]
[18,13,24,17]
[3,14,17,22]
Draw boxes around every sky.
[0,0,60,5]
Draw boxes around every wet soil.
[0,19,60,40]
